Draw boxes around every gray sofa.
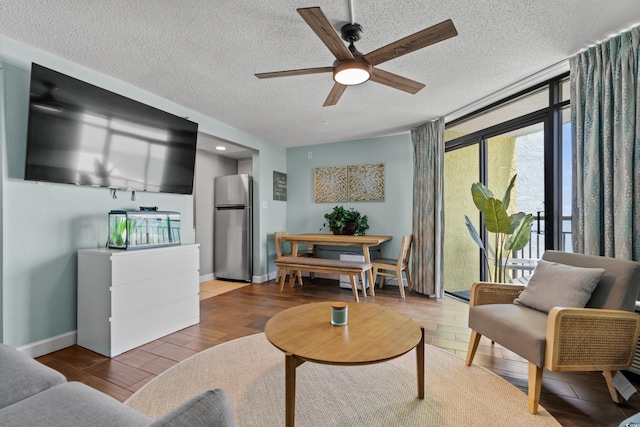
[0,343,235,427]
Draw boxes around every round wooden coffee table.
[265,302,425,426]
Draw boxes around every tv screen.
[25,63,198,195]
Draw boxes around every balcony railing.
[508,215,572,279]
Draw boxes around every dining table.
[281,233,392,287]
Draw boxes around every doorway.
[194,133,255,280]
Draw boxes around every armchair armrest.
[545,307,640,371]
[469,281,525,307]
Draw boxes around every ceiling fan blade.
[323,83,347,107]
[369,68,425,94]
[298,7,354,61]
[364,19,457,66]
[255,67,333,79]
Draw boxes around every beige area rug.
[126,333,560,426]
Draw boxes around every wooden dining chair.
[275,231,315,286]
[372,234,413,298]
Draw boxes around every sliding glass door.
[443,75,570,299]
[486,122,545,279]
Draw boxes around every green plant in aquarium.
[110,217,137,247]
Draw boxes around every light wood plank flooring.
[36,278,640,426]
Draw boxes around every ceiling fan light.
[333,60,371,85]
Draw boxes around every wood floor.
[37,278,640,426]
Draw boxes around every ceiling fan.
[255,6,458,107]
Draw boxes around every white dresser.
[77,244,200,357]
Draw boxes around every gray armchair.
[465,250,640,414]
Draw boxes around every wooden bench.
[275,256,373,302]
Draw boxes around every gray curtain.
[411,118,445,297]
[570,25,640,260]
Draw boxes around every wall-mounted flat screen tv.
[25,63,199,195]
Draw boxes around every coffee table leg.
[285,353,304,427]
[417,327,425,399]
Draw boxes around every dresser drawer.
[110,296,200,357]
[111,246,199,287]
[110,271,199,317]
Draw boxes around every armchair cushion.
[514,259,604,313]
[469,304,549,365]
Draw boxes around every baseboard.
[199,273,214,282]
[16,331,77,358]
[252,273,271,283]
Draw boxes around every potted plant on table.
[464,175,534,283]
[321,205,369,236]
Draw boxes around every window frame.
[445,72,570,281]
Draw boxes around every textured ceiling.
[1,1,639,149]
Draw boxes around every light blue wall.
[0,36,286,348]
[284,134,414,267]
[0,35,412,348]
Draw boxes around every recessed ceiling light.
[215,146,227,151]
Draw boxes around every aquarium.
[108,209,181,250]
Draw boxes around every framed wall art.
[273,171,287,201]
[314,163,384,202]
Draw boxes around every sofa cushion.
[150,389,235,427]
[0,382,153,427]
[514,259,604,313]
[0,343,66,410]
[469,304,548,366]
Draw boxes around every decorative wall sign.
[273,171,287,201]
[315,163,384,202]
[314,166,348,202]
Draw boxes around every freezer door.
[214,174,252,207]
[214,207,252,281]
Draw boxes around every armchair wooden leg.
[603,370,624,403]
[528,362,543,415]
[465,330,481,366]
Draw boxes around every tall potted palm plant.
[464,175,534,283]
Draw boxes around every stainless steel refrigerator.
[214,174,253,282]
